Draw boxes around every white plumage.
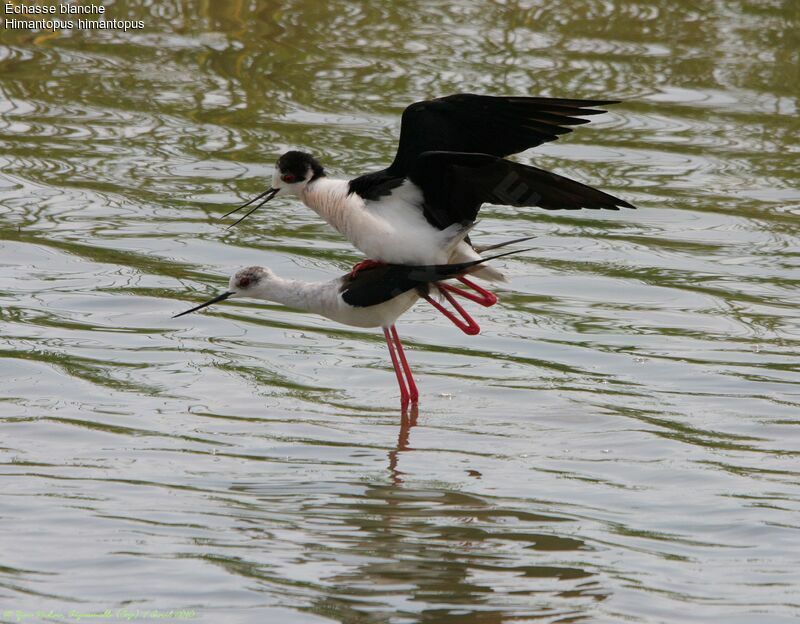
[298,177,504,281]
[225,266,420,329]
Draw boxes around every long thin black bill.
[222,187,278,224]
[473,235,537,253]
[173,291,233,318]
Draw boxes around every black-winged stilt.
[173,242,529,407]
[223,94,634,306]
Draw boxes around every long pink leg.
[453,276,498,306]
[422,288,481,335]
[383,326,409,406]
[439,282,497,307]
[390,325,418,403]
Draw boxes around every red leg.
[455,276,498,306]
[439,282,497,307]
[351,259,386,277]
[422,288,481,335]
[390,325,418,403]
[383,327,409,406]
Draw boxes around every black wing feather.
[339,265,440,308]
[347,170,405,201]
[347,94,632,230]
[386,94,618,177]
[411,151,634,229]
[340,248,526,308]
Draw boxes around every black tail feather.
[341,247,530,308]
[403,247,532,283]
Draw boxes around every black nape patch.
[277,151,325,182]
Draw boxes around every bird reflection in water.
[388,404,419,485]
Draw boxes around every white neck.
[299,178,394,252]
[256,275,339,318]
[298,177,452,265]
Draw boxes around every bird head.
[222,151,325,228]
[271,150,325,198]
[228,266,278,299]
[172,266,278,318]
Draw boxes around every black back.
[347,170,405,201]
[339,249,525,308]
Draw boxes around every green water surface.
[1,1,799,622]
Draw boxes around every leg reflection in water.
[388,404,419,485]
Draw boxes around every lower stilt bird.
[173,236,530,407]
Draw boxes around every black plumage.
[347,171,404,201]
[277,151,325,182]
[386,94,618,177]
[347,93,634,230]
[412,151,633,228]
[340,248,527,308]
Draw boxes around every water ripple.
[1,0,800,621]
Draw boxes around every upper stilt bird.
[223,94,634,302]
[173,235,530,407]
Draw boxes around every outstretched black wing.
[347,94,632,231]
[340,248,527,308]
[411,151,634,229]
[385,94,618,178]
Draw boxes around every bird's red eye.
[281,174,296,183]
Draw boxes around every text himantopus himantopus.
[173,244,529,407]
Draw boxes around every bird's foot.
[439,283,498,307]
[350,259,386,277]
[447,276,498,307]
[424,288,481,336]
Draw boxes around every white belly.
[301,178,502,278]
[360,182,447,264]
[359,215,446,264]
[327,289,420,328]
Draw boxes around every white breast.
[302,179,452,265]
